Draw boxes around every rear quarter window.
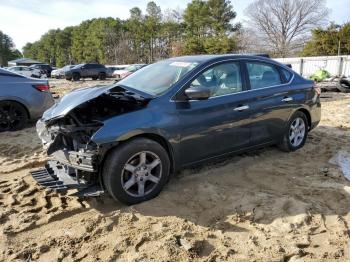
[281,68,293,82]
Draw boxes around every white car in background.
[7,66,42,78]
[107,64,129,78]
[51,65,76,79]
[112,64,146,80]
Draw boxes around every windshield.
[119,60,198,96]
[73,64,83,69]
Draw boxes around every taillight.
[33,84,50,92]
[313,81,321,96]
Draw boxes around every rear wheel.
[0,101,28,132]
[98,72,106,80]
[102,138,170,205]
[278,111,308,152]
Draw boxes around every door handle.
[281,97,293,102]
[233,105,250,111]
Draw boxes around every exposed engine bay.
[38,86,149,155]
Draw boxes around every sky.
[0,0,349,51]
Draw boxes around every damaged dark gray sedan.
[32,55,321,204]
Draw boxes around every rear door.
[243,60,294,145]
[176,61,251,165]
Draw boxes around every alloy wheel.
[121,151,162,197]
[0,102,26,132]
[289,117,306,147]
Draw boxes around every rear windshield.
[0,68,25,78]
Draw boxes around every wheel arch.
[0,98,31,119]
[296,108,311,129]
[100,132,176,175]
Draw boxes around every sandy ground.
[1,79,350,261]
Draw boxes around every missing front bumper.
[30,160,104,197]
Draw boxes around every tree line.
[0,31,22,67]
[1,0,349,67]
[22,0,240,67]
[302,23,350,56]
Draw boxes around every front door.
[176,61,251,165]
[81,64,91,77]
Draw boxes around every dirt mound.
[0,175,86,234]
[0,127,47,174]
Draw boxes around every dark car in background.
[65,63,107,81]
[0,68,54,131]
[29,63,53,77]
[32,55,321,205]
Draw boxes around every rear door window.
[246,62,282,90]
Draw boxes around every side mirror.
[185,86,211,100]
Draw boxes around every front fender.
[90,109,176,145]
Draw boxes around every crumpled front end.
[32,114,105,196]
[31,85,150,196]
[36,117,101,171]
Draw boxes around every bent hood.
[42,84,152,121]
[43,85,113,120]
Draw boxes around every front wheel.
[102,138,170,205]
[98,73,106,80]
[278,111,308,152]
[72,73,80,81]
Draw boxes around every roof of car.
[0,68,25,78]
[167,54,273,63]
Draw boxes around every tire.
[278,111,308,152]
[0,101,28,132]
[72,73,80,81]
[92,76,98,80]
[65,77,72,81]
[337,80,350,93]
[98,72,106,80]
[102,138,170,205]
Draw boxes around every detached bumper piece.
[30,160,104,197]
